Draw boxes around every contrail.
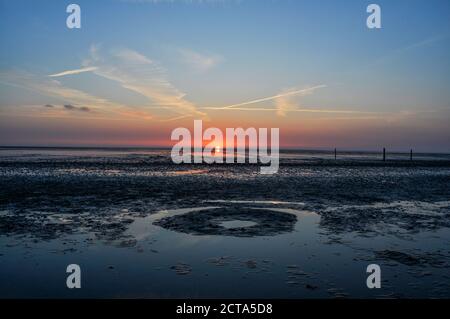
[201,107,377,114]
[204,85,327,110]
[159,114,192,122]
[49,67,98,77]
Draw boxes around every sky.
[0,0,449,151]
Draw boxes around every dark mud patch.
[170,262,192,275]
[0,208,140,245]
[153,207,297,237]
[374,250,449,267]
[319,201,450,237]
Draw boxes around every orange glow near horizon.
[1,109,449,153]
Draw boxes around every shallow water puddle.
[204,200,305,206]
[1,202,450,298]
[127,205,314,239]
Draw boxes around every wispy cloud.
[178,48,223,71]
[114,48,153,64]
[0,70,141,119]
[51,45,206,120]
[274,86,319,117]
[373,33,449,66]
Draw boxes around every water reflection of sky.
[1,202,449,298]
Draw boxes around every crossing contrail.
[203,85,327,110]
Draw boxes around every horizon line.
[0,145,449,155]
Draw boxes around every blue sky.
[0,0,449,150]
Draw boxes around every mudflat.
[0,148,449,298]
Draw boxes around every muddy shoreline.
[1,155,450,240]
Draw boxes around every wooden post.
[334,148,337,160]
[383,148,386,161]
[410,149,413,161]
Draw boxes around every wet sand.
[0,148,449,298]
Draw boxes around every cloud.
[48,45,205,120]
[63,104,76,110]
[0,70,139,119]
[114,48,153,64]
[275,87,302,117]
[274,86,326,116]
[49,66,98,77]
[44,104,54,108]
[178,48,223,71]
[64,104,90,112]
